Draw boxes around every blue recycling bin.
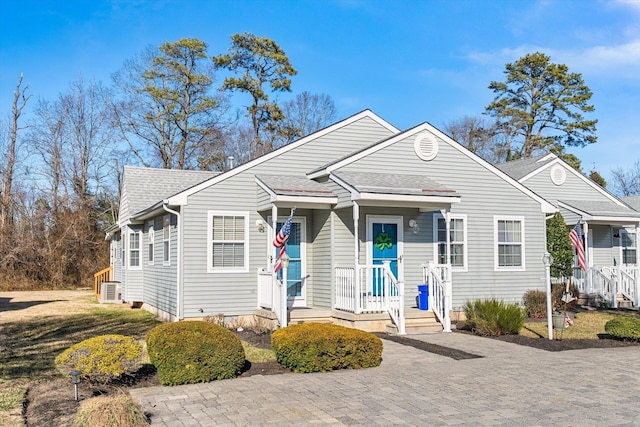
[417,284,429,310]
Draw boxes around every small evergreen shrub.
[463,299,525,336]
[523,289,547,318]
[146,321,245,386]
[76,393,149,427]
[54,334,143,383]
[271,323,382,373]
[604,317,640,340]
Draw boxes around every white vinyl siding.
[494,216,525,270]
[207,211,249,273]
[148,222,154,265]
[163,214,170,266]
[129,230,141,269]
[433,214,467,271]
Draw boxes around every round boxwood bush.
[271,323,383,373]
[54,334,143,383]
[605,317,640,340]
[146,321,245,386]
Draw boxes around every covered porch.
[559,200,640,309]
[256,171,461,334]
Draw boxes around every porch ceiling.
[559,199,640,225]
[331,171,460,210]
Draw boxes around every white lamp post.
[543,252,554,340]
[280,253,290,328]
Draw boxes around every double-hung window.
[433,214,467,270]
[163,215,170,266]
[494,216,525,270]
[129,230,141,268]
[148,221,155,265]
[621,230,637,265]
[208,211,249,272]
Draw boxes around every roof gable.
[165,110,399,206]
[309,121,555,212]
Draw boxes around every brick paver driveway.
[130,333,640,426]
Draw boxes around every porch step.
[387,309,443,334]
[288,307,334,325]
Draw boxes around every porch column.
[271,204,278,311]
[353,202,361,314]
[442,208,452,333]
[583,221,592,294]
[636,224,640,308]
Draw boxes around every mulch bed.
[22,327,639,426]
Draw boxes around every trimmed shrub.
[54,334,143,383]
[76,392,149,427]
[523,289,547,318]
[605,317,640,340]
[463,299,525,336]
[271,323,382,373]
[146,321,245,386]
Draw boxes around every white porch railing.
[334,262,405,334]
[422,262,452,332]
[572,266,638,309]
[619,267,637,303]
[257,268,286,327]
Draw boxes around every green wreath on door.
[374,231,393,251]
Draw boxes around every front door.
[367,216,403,295]
[274,217,306,307]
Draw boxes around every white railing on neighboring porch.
[257,268,287,327]
[574,266,639,308]
[422,262,452,332]
[334,262,405,334]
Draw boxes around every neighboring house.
[104,110,557,334]
[497,154,640,308]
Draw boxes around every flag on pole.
[273,208,295,272]
[569,222,586,271]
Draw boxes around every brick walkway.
[130,333,640,426]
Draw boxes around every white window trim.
[128,229,142,270]
[494,216,526,271]
[207,211,250,273]
[148,221,155,265]
[163,214,171,267]
[433,213,468,272]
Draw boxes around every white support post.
[583,221,591,293]
[271,205,278,311]
[636,224,640,308]
[282,260,288,328]
[443,209,452,333]
[383,260,391,312]
[353,202,361,314]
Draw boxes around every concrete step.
[386,314,443,334]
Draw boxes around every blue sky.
[1,0,639,182]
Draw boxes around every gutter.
[162,201,182,321]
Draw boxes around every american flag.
[273,208,295,272]
[569,222,586,271]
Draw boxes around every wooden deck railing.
[93,266,114,298]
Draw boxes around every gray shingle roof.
[256,175,336,197]
[333,171,458,197]
[560,199,640,218]
[122,166,218,218]
[495,155,554,180]
[622,195,640,212]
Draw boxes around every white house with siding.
[105,110,563,334]
[497,154,640,309]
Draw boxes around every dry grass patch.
[241,341,276,363]
[76,392,149,427]
[521,310,640,339]
[0,379,26,427]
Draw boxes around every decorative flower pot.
[552,312,567,330]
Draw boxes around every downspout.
[163,202,182,321]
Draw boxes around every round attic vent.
[414,132,438,161]
[550,164,566,186]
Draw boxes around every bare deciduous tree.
[611,161,640,197]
